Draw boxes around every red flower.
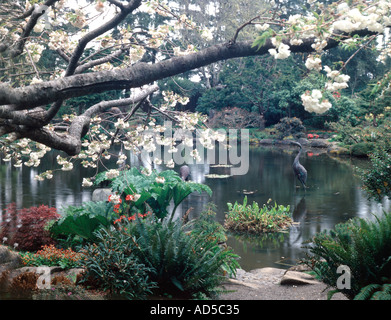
[307,152,314,157]
[125,194,134,201]
[307,134,314,139]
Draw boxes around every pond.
[1,145,389,271]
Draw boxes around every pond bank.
[1,245,347,300]
[218,266,348,300]
[252,138,351,156]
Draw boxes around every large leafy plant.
[50,201,115,245]
[97,168,212,220]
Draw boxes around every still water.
[0,145,389,271]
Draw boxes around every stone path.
[218,267,348,300]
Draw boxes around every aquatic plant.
[225,196,292,234]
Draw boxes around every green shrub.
[302,212,391,299]
[81,225,157,300]
[185,203,227,244]
[274,117,306,140]
[225,196,292,234]
[350,142,375,157]
[120,215,239,299]
[357,147,391,200]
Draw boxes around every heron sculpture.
[291,141,307,188]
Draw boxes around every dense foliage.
[81,207,239,299]
[357,147,391,200]
[81,225,157,300]
[302,212,391,300]
[0,203,59,251]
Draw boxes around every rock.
[0,245,23,274]
[258,139,275,145]
[327,142,350,155]
[298,138,310,146]
[280,270,320,285]
[1,266,86,293]
[91,188,112,202]
[309,139,330,148]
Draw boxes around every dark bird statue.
[291,141,307,188]
[180,165,190,181]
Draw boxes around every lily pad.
[204,174,232,179]
[210,164,233,168]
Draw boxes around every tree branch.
[0,36,339,109]
[9,0,59,58]
[65,0,142,76]
[14,84,159,155]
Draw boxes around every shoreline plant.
[225,196,292,234]
[302,211,391,300]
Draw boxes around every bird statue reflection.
[291,141,307,188]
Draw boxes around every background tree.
[0,0,391,182]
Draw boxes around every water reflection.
[1,145,389,271]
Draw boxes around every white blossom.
[156,176,165,184]
[301,90,332,114]
[269,43,291,60]
[82,178,93,187]
[305,55,322,71]
[105,169,120,179]
[166,159,175,168]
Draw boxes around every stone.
[280,270,320,285]
[1,266,86,293]
[309,139,330,148]
[327,142,350,155]
[91,188,112,202]
[0,245,23,274]
[258,139,275,145]
[298,138,310,146]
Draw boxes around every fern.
[355,282,391,300]
[303,211,391,299]
[121,216,239,298]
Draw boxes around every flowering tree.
[0,0,391,183]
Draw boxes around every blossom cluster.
[268,38,291,60]
[301,89,332,114]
